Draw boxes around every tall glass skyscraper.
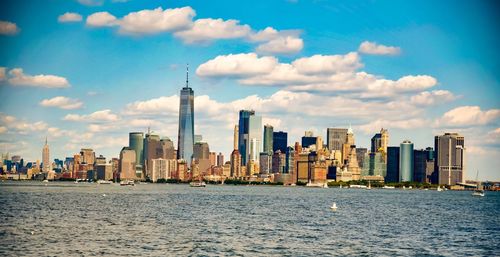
[400,140,414,182]
[238,110,262,165]
[263,124,273,154]
[129,132,144,174]
[177,67,194,166]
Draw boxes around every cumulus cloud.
[63,109,120,122]
[40,96,83,110]
[124,95,179,115]
[77,0,103,6]
[255,36,303,55]
[7,68,70,88]
[58,12,83,23]
[0,21,19,35]
[0,113,48,134]
[410,90,457,106]
[291,52,362,74]
[358,118,428,134]
[196,53,278,77]
[436,106,500,127]
[86,12,118,27]
[358,41,401,55]
[119,7,195,35]
[197,52,438,97]
[0,126,7,134]
[174,18,251,43]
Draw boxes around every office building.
[400,140,414,182]
[434,133,465,185]
[177,67,195,166]
[386,147,400,183]
[119,147,136,180]
[327,128,348,151]
[129,132,144,174]
[263,125,274,154]
[217,152,224,166]
[273,131,288,153]
[42,138,50,173]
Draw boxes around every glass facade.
[177,86,194,166]
[129,132,144,172]
[273,131,287,153]
[263,125,273,154]
[400,140,414,182]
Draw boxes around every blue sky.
[0,0,499,180]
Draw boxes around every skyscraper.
[144,131,161,178]
[434,133,465,185]
[386,146,400,183]
[217,152,224,166]
[263,124,274,154]
[273,131,288,153]
[400,140,414,182]
[371,133,382,153]
[177,66,195,166]
[42,137,50,173]
[238,110,261,165]
[233,125,239,151]
[119,147,136,180]
[129,132,144,175]
[327,128,348,151]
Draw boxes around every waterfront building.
[371,128,389,162]
[233,125,239,151]
[425,147,435,183]
[216,152,224,166]
[119,147,136,180]
[371,133,381,153]
[95,155,106,165]
[312,160,327,184]
[327,128,348,152]
[209,152,216,166]
[342,126,355,163]
[346,145,361,180]
[80,148,95,166]
[434,133,465,185]
[111,158,119,181]
[400,140,414,182]
[129,132,144,175]
[248,115,262,164]
[273,131,288,153]
[413,148,435,183]
[144,131,161,177]
[356,148,368,168]
[194,142,210,160]
[286,146,295,174]
[96,164,112,181]
[222,162,231,177]
[263,125,274,154]
[177,67,195,166]
[386,146,400,183]
[230,150,242,178]
[238,110,255,165]
[259,152,271,174]
[160,137,175,159]
[295,152,318,183]
[336,166,352,182]
[272,150,286,173]
[42,138,50,173]
[362,152,386,178]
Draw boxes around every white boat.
[349,184,367,189]
[472,190,485,197]
[339,184,343,189]
[323,182,329,188]
[330,202,337,211]
[97,180,112,184]
[120,180,135,186]
[189,181,206,187]
[306,181,327,188]
[383,185,395,189]
[366,181,372,190]
[472,170,485,197]
[437,185,443,192]
[43,179,49,183]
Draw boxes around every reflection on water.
[0,181,498,256]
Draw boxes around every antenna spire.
[45,136,47,145]
[186,63,189,88]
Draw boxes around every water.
[0,181,498,256]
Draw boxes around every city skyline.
[0,0,499,180]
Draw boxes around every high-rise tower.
[42,137,50,173]
[177,65,195,167]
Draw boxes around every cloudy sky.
[0,0,499,180]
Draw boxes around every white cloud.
[291,52,362,74]
[119,7,195,35]
[255,36,303,55]
[196,53,278,77]
[358,118,428,134]
[174,18,251,43]
[0,21,19,35]
[436,106,500,127]
[63,109,120,122]
[58,12,83,23]
[86,12,117,27]
[410,90,457,106]
[0,67,5,81]
[40,96,83,110]
[7,68,70,88]
[124,95,179,115]
[0,126,7,134]
[358,41,401,55]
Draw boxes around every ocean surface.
[0,181,498,256]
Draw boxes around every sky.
[0,0,499,180]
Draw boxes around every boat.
[323,182,329,188]
[189,181,206,187]
[120,180,135,186]
[42,179,49,183]
[330,202,337,211]
[383,185,395,189]
[366,181,372,190]
[437,185,443,192]
[97,180,112,184]
[349,184,367,189]
[472,170,485,197]
[305,181,327,188]
[339,184,343,189]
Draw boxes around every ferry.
[382,185,395,189]
[189,181,206,187]
[349,184,367,189]
[97,180,112,184]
